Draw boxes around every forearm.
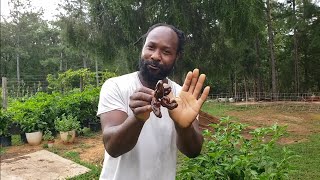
[103,115,145,158]
[175,121,204,158]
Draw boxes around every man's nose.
[151,49,161,61]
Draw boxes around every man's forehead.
[145,26,178,47]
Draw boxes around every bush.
[8,92,56,133]
[177,117,295,180]
[55,114,80,132]
[0,110,12,136]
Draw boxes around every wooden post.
[2,77,8,110]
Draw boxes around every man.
[97,23,210,180]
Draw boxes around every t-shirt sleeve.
[97,79,127,117]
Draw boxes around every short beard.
[139,58,174,84]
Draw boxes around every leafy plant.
[55,114,80,132]
[0,110,12,136]
[43,130,55,141]
[177,117,296,180]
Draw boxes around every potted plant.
[0,110,12,147]
[55,114,80,143]
[43,130,55,148]
[89,117,101,132]
[20,115,47,146]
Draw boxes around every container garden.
[20,117,47,146]
[55,114,80,144]
[60,130,76,143]
[43,130,55,148]
[25,131,43,145]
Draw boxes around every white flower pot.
[25,131,43,146]
[48,141,54,148]
[60,130,76,143]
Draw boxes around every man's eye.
[163,50,171,55]
[147,46,154,50]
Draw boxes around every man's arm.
[169,69,210,157]
[100,111,145,158]
[100,87,154,158]
[175,119,203,158]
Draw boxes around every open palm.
[169,69,210,128]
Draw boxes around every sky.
[0,0,63,21]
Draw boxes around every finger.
[193,74,206,99]
[135,87,154,95]
[132,105,152,115]
[129,100,152,109]
[130,91,154,102]
[188,69,200,94]
[197,86,210,105]
[181,71,192,91]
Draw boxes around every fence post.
[2,77,8,110]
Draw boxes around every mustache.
[144,59,161,68]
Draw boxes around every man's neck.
[138,71,168,89]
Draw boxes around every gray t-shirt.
[97,71,182,180]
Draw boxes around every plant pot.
[89,122,101,132]
[0,135,12,147]
[20,133,28,144]
[25,131,43,145]
[60,130,76,143]
[47,140,54,148]
[9,122,21,135]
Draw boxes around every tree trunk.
[293,0,299,93]
[60,52,63,71]
[266,0,277,99]
[255,35,262,100]
[95,54,99,86]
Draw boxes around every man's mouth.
[148,64,160,70]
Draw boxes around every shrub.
[0,110,12,136]
[177,117,295,180]
[43,130,54,141]
[55,114,80,132]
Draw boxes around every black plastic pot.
[0,135,12,147]
[20,133,28,144]
[9,122,22,135]
[89,122,101,132]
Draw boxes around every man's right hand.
[129,87,154,121]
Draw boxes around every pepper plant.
[177,117,296,180]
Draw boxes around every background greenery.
[1,0,319,97]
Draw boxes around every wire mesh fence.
[1,76,320,112]
[207,92,320,112]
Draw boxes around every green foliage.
[177,117,295,180]
[47,68,95,92]
[55,114,81,132]
[0,110,12,136]
[43,130,55,141]
[55,87,100,125]
[7,92,56,133]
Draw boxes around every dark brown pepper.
[151,80,178,118]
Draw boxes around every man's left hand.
[168,69,210,128]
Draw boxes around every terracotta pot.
[25,131,43,145]
[60,130,76,143]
